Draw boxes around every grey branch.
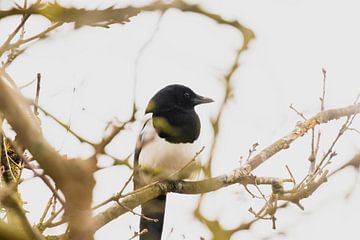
[92,102,360,232]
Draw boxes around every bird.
[133,84,213,240]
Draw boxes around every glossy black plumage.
[145,84,213,143]
[134,84,213,240]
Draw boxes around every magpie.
[134,84,213,240]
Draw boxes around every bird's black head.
[145,84,213,143]
[145,84,213,114]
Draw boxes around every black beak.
[193,94,214,105]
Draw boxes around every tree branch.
[0,186,44,240]
[91,102,360,232]
[0,76,96,239]
[0,1,253,36]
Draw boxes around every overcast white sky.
[1,0,360,239]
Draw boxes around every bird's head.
[145,84,213,114]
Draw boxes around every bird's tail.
[140,194,166,240]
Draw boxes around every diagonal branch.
[91,102,360,232]
[229,102,360,180]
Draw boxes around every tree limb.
[91,102,360,232]
[0,76,96,239]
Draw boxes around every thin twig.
[6,22,63,52]
[40,206,65,231]
[166,146,205,180]
[0,186,45,240]
[246,142,259,162]
[315,113,357,174]
[37,195,53,229]
[289,104,307,120]
[243,185,261,199]
[0,11,30,57]
[92,172,134,210]
[133,12,163,105]
[33,73,41,116]
[320,68,327,111]
[285,165,296,185]
[19,78,36,89]
[6,139,65,206]
[116,199,158,222]
[36,105,95,146]
[129,229,148,240]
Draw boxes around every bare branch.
[0,75,96,239]
[33,73,41,116]
[0,185,45,240]
[92,102,360,232]
[320,68,327,111]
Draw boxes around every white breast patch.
[138,119,202,184]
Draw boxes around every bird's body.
[134,84,213,240]
[137,118,201,184]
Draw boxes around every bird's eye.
[184,92,190,99]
